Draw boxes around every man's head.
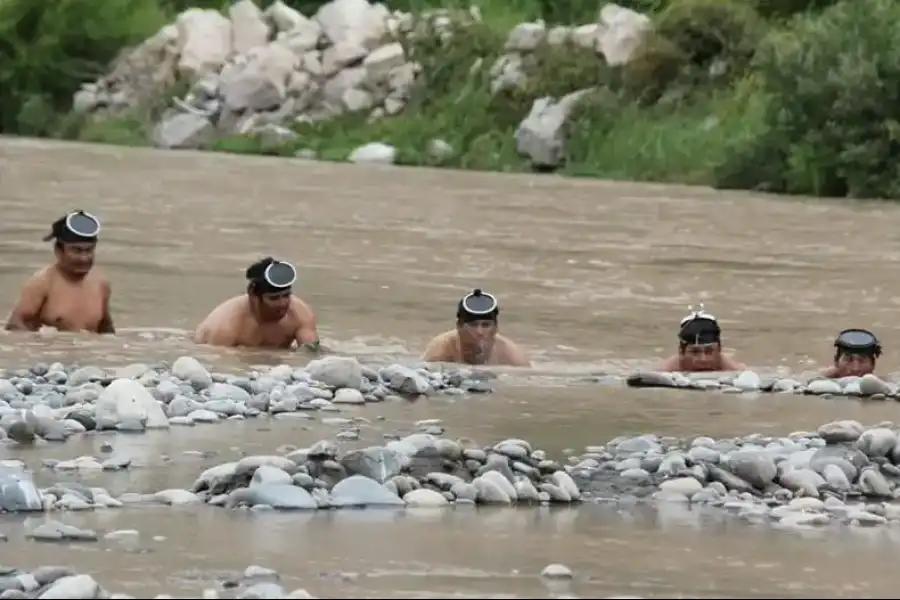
[455,288,499,364]
[677,305,722,371]
[43,210,101,277]
[832,328,881,377]
[245,257,296,322]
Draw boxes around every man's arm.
[291,298,323,353]
[97,279,115,334]
[5,275,47,332]
[295,313,322,353]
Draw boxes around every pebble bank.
[626,369,897,399]
[0,561,612,599]
[0,355,491,447]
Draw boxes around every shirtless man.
[422,288,530,367]
[658,305,744,372]
[6,210,114,334]
[820,328,881,378]
[194,257,320,351]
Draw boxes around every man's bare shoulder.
[201,295,248,322]
[87,267,110,284]
[495,333,530,366]
[26,266,54,285]
[14,267,53,297]
[423,329,457,361]
[289,295,315,320]
[428,329,457,345]
[496,333,518,346]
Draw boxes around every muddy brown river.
[2,136,900,598]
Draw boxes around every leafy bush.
[0,0,170,135]
[749,0,841,20]
[654,0,765,82]
[617,0,765,105]
[715,0,900,198]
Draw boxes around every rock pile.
[186,434,584,509]
[493,4,651,95]
[0,564,316,599]
[0,432,583,514]
[574,419,900,527]
[501,5,652,170]
[70,0,655,168]
[73,0,448,151]
[0,356,492,445]
[7,418,900,530]
[625,370,898,399]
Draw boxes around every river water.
[1,136,900,598]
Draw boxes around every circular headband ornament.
[461,289,498,315]
[263,260,297,289]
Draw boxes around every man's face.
[457,319,497,363]
[55,241,96,275]
[679,342,721,371]
[256,289,291,321]
[834,352,875,377]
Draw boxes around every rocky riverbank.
[0,356,492,445]
[0,561,586,599]
[0,563,317,598]
[6,408,900,531]
[625,370,899,399]
[0,357,894,456]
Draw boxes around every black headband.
[43,210,101,243]
[246,258,296,295]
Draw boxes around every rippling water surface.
[2,137,900,597]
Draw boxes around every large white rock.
[229,0,271,54]
[220,42,299,112]
[596,3,652,66]
[314,0,390,49]
[37,575,102,599]
[348,142,397,165]
[176,8,234,78]
[514,88,594,169]
[95,378,170,429]
[265,0,308,33]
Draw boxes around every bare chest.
[40,281,105,332]
[235,320,296,349]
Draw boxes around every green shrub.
[0,0,170,135]
[715,0,900,198]
[750,0,841,20]
[618,33,687,104]
[157,0,227,13]
[654,0,765,82]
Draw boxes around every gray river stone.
[329,475,405,507]
[0,466,43,512]
[227,483,318,510]
[340,446,407,483]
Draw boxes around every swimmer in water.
[658,305,745,372]
[193,257,321,351]
[5,210,115,334]
[422,288,530,367]
[820,328,881,378]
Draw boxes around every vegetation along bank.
[2,0,897,199]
